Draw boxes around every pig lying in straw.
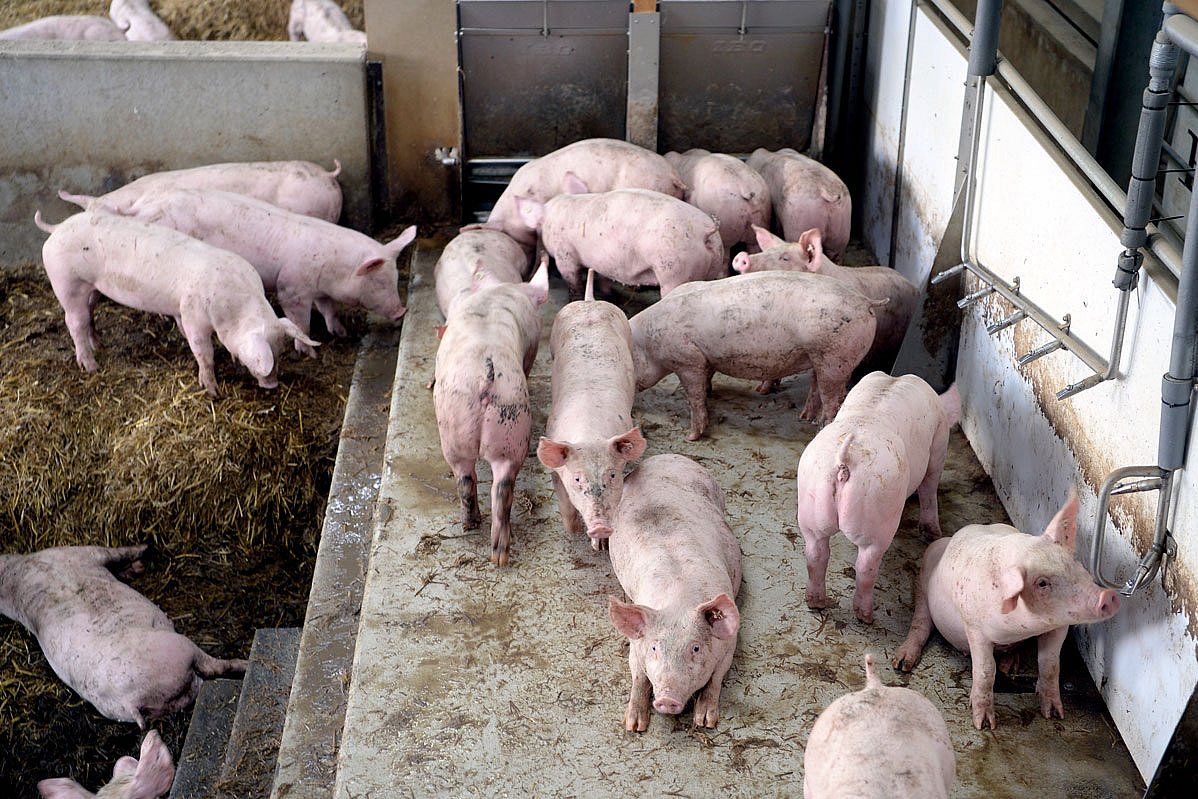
[59,159,345,223]
[608,454,742,730]
[537,271,646,548]
[892,488,1122,729]
[434,227,529,319]
[0,545,247,728]
[629,271,885,439]
[288,0,366,43]
[798,372,960,623]
[746,147,852,262]
[62,188,416,354]
[664,148,772,257]
[109,0,173,41]
[0,15,127,40]
[38,730,174,799]
[803,654,955,799]
[36,209,316,396]
[434,259,549,565]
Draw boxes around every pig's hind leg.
[51,279,101,372]
[916,424,951,540]
[488,459,521,566]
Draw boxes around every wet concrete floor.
[334,247,1144,798]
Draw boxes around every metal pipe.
[1018,338,1065,366]
[968,0,1004,78]
[987,309,1025,334]
[957,284,995,308]
[1091,466,1167,592]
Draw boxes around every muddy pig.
[109,0,173,41]
[0,546,247,728]
[512,179,724,298]
[608,454,742,730]
[36,209,316,396]
[734,226,918,369]
[537,271,646,548]
[288,0,366,43]
[665,148,772,258]
[0,14,127,39]
[435,227,529,318]
[798,372,961,624]
[746,148,851,261]
[60,159,344,223]
[62,187,415,353]
[803,654,955,799]
[39,730,174,799]
[892,488,1122,729]
[629,271,883,440]
[482,138,686,254]
[434,260,549,566]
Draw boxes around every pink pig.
[61,188,416,353]
[797,372,961,624]
[892,489,1122,729]
[664,148,772,257]
[484,138,687,253]
[608,454,742,731]
[746,148,851,262]
[0,15,127,40]
[287,0,366,43]
[803,654,955,799]
[109,0,174,41]
[434,227,529,318]
[0,545,247,728]
[36,209,316,396]
[39,730,175,799]
[630,271,883,440]
[433,261,549,566]
[59,159,344,223]
[536,272,646,547]
[512,180,724,298]
[735,226,918,368]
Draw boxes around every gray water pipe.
[968,0,1004,78]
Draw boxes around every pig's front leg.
[313,296,347,337]
[799,373,822,422]
[624,650,653,732]
[278,291,318,356]
[180,319,220,397]
[550,473,584,536]
[965,627,999,730]
[1035,625,1069,719]
[692,644,735,728]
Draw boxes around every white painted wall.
[864,0,1198,780]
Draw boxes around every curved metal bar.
[1090,465,1167,593]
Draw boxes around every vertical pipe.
[968,0,1004,78]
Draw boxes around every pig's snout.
[1096,589,1121,618]
[257,372,279,390]
[653,695,685,715]
[391,305,407,321]
[587,523,613,540]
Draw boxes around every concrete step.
[214,627,301,799]
[168,678,242,799]
[269,327,401,799]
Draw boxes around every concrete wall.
[0,39,371,269]
[865,0,1197,781]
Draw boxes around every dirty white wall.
[863,0,1198,781]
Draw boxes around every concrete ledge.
[0,40,371,267]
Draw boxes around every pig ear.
[698,593,740,640]
[36,779,93,799]
[609,596,651,640]
[356,257,387,277]
[435,323,448,340]
[731,252,752,274]
[562,171,590,195]
[128,730,174,799]
[999,566,1025,615]
[797,228,824,266]
[753,224,785,252]
[384,224,417,255]
[281,318,319,349]
[1043,488,1079,553]
[514,196,546,231]
[537,437,572,469]
[113,755,139,779]
[610,427,647,462]
[524,255,550,306]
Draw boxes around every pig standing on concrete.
[0,15,127,40]
[433,260,550,566]
[803,654,955,799]
[746,147,851,262]
[608,454,742,731]
[109,0,173,41]
[629,271,883,440]
[36,209,316,396]
[287,0,366,44]
[892,489,1122,729]
[434,227,529,318]
[59,159,344,223]
[734,226,918,369]
[512,179,724,298]
[62,188,416,354]
[664,148,772,258]
[537,271,646,549]
[0,545,247,728]
[481,138,687,254]
[797,372,961,624]
[38,730,175,799]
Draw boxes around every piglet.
[287,0,366,43]
[892,488,1122,729]
[434,227,529,318]
[62,188,415,353]
[798,372,960,624]
[746,148,851,262]
[433,260,549,566]
[0,15,127,40]
[36,209,316,396]
[0,545,247,728]
[59,159,344,223]
[537,271,646,548]
[665,148,772,257]
[38,730,174,799]
[803,654,955,799]
[109,0,173,41]
[608,454,742,731]
[630,271,884,440]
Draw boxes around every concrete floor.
[334,247,1145,798]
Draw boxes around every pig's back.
[838,373,945,455]
[547,300,636,439]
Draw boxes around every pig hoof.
[891,648,921,672]
[624,707,650,732]
[804,594,829,611]
[919,523,942,541]
[971,701,997,730]
[1039,695,1065,720]
[854,607,875,625]
[685,429,703,442]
